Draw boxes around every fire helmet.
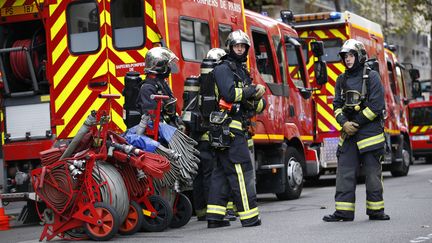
[206,48,227,61]
[144,47,179,75]
[225,30,251,49]
[339,39,367,64]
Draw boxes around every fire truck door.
[45,1,111,139]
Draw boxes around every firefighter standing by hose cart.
[187,48,227,221]
[206,30,266,228]
[323,39,390,222]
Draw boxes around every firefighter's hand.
[254,84,266,100]
[343,121,359,136]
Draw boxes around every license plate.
[0,4,38,17]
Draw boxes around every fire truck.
[408,100,432,163]
[0,0,329,223]
[289,11,413,178]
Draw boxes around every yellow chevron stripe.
[314,30,330,39]
[68,94,106,137]
[253,134,284,140]
[146,26,161,43]
[53,55,78,89]
[55,54,102,110]
[317,101,340,130]
[51,11,65,41]
[318,119,330,132]
[52,35,67,64]
[109,83,127,131]
[13,0,26,6]
[420,126,429,133]
[328,29,346,39]
[411,126,419,133]
[49,2,59,16]
[145,0,156,24]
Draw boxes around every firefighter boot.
[207,219,231,228]
[224,209,237,221]
[322,213,354,222]
[369,212,390,220]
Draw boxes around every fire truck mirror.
[310,41,324,57]
[409,68,420,81]
[315,60,328,86]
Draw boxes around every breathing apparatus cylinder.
[123,71,142,128]
[198,58,219,122]
[182,76,201,133]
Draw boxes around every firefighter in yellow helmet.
[323,39,390,222]
[206,30,266,228]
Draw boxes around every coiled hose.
[92,161,129,223]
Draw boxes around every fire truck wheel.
[276,147,304,200]
[119,201,144,235]
[425,155,432,164]
[169,192,193,228]
[141,195,173,232]
[390,141,410,177]
[84,202,120,241]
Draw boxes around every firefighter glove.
[175,116,186,133]
[254,84,266,100]
[242,86,257,100]
[342,121,359,136]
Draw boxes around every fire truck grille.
[320,137,339,168]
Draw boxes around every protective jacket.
[333,64,385,153]
[136,77,177,123]
[213,57,266,135]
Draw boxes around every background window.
[111,0,145,49]
[180,18,210,61]
[67,1,100,54]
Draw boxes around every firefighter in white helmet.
[323,39,390,222]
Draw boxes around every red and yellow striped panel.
[299,28,348,133]
[410,125,432,134]
[48,0,160,139]
[0,0,36,8]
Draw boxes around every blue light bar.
[329,12,341,20]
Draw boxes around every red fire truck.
[290,11,412,178]
[408,100,432,163]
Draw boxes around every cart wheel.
[141,195,173,232]
[170,193,192,228]
[119,201,143,235]
[84,202,120,241]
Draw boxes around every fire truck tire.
[141,195,173,232]
[84,202,120,241]
[390,141,410,177]
[119,201,144,235]
[425,155,432,164]
[276,147,304,200]
[169,192,193,228]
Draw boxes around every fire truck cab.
[408,100,432,163]
[291,11,412,178]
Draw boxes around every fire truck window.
[111,0,145,49]
[322,39,342,63]
[180,18,211,62]
[67,2,100,54]
[388,61,399,102]
[218,24,232,48]
[410,107,432,126]
[272,36,287,84]
[396,66,406,97]
[252,31,276,83]
[285,42,305,88]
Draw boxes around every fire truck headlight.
[412,135,429,141]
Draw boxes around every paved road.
[1,162,432,243]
